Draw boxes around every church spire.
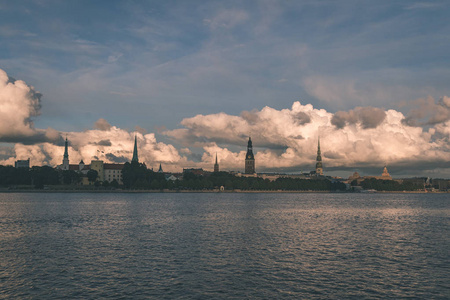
[132,135,138,162]
[315,137,323,175]
[62,135,69,170]
[214,153,219,172]
[63,136,69,159]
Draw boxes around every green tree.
[87,169,98,184]
[110,179,119,188]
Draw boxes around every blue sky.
[1,1,449,176]
[1,0,449,131]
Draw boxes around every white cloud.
[164,101,450,173]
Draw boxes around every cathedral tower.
[245,137,255,174]
[62,136,69,170]
[214,153,219,172]
[315,138,323,175]
[132,135,139,163]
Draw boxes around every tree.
[87,169,98,184]
[110,179,119,188]
[62,170,80,185]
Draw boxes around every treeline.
[122,162,346,191]
[0,165,80,188]
[358,178,423,191]
[4,163,429,192]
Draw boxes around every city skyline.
[0,1,449,177]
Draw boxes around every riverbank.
[0,188,446,193]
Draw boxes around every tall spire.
[62,135,69,170]
[158,163,163,173]
[315,137,323,175]
[132,135,138,162]
[64,136,69,159]
[214,153,219,172]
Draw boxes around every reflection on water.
[0,193,448,299]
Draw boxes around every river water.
[0,192,448,299]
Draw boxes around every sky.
[0,0,449,178]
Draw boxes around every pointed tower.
[315,138,323,175]
[214,153,219,172]
[62,136,69,170]
[132,135,139,163]
[245,137,255,174]
[158,163,163,173]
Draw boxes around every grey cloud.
[293,111,311,125]
[401,96,450,127]
[323,151,345,159]
[90,139,112,147]
[332,107,386,129]
[105,153,129,163]
[240,110,259,125]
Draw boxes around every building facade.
[15,159,30,169]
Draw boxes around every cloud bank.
[0,69,449,176]
[164,100,450,174]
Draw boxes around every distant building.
[214,153,219,172]
[245,137,255,174]
[104,163,124,184]
[54,135,134,185]
[380,165,392,180]
[158,163,164,173]
[348,171,361,182]
[315,138,323,176]
[347,166,393,184]
[132,135,139,163]
[90,160,105,182]
[15,159,30,169]
[165,174,179,181]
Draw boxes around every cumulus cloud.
[0,69,60,144]
[164,101,450,173]
[0,68,448,176]
[2,122,188,172]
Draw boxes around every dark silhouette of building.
[61,136,70,170]
[245,137,255,174]
[15,158,30,169]
[158,163,163,173]
[316,138,323,175]
[132,135,138,162]
[214,153,219,172]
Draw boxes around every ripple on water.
[0,192,448,299]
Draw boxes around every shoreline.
[0,188,446,194]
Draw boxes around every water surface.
[0,193,448,299]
